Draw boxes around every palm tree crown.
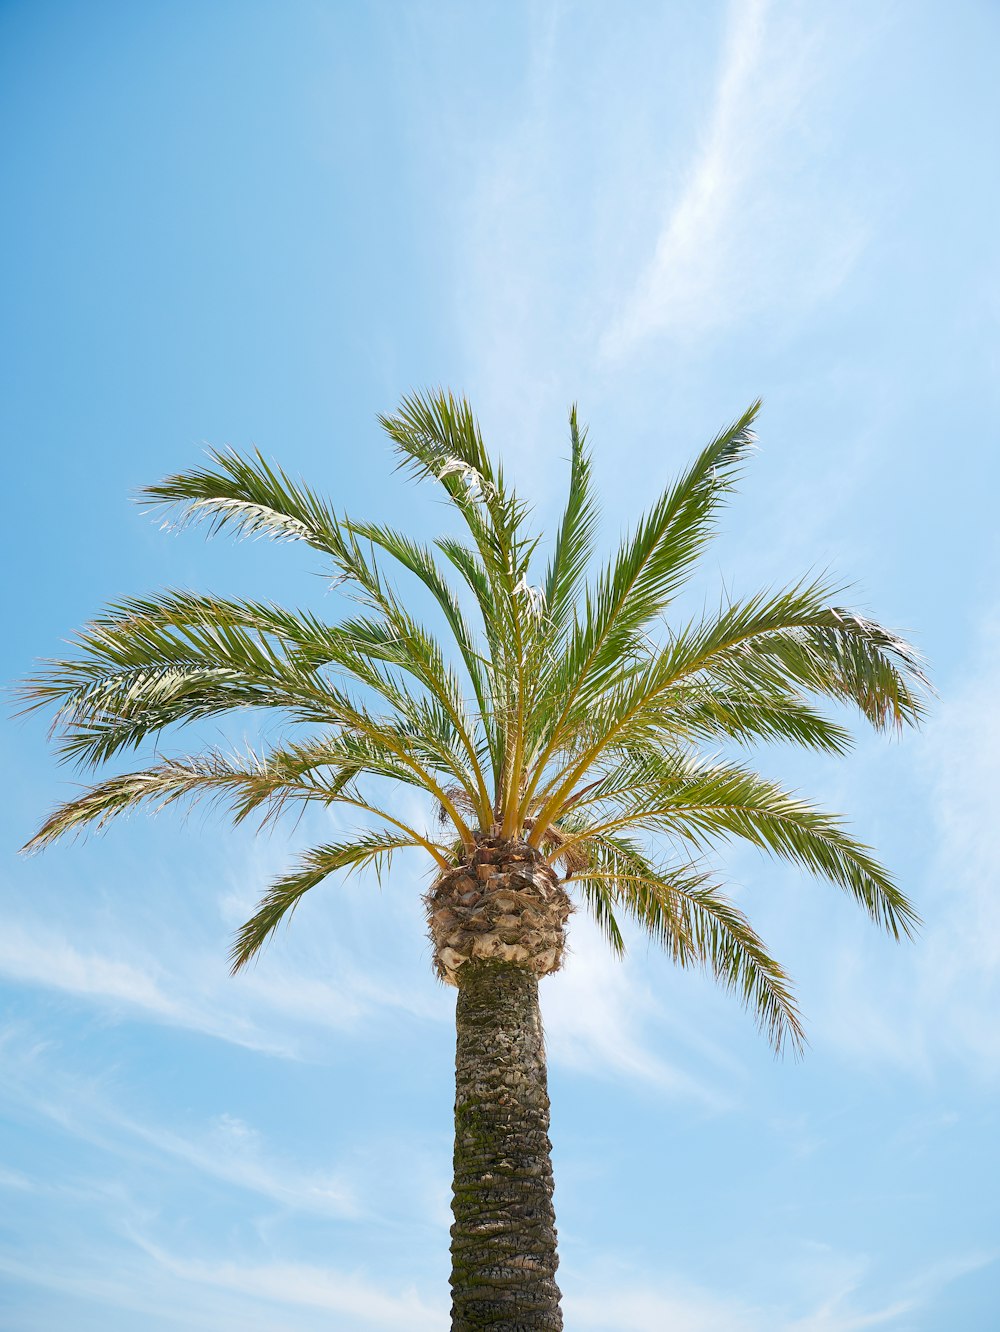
[22,391,925,1055]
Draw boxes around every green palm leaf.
[544,406,600,633]
[230,832,429,973]
[574,833,804,1054]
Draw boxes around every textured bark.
[427,837,572,986]
[450,961,563,1332]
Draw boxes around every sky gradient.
[3,1,1000,1328]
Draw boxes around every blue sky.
[2,0,999,1327]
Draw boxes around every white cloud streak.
[543,912,740,1107]
[0,921,359,1057]
[0,819,449,1060]
[603,0,864,358]
[447,0,871,490]
[125,1110,358,1217]
[0,1034,357,1219]
[0,1240,445,1332]
[134,1238,445,1330]
[566,1246,995,1332]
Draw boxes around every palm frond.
[527,576,925,829]
[525,402,760,830]
[664,687,854,754]
[23,746,451,866]
[572,874,627,957]
[560,754,918,940]
[544,406,600,634]
[343,522,493,720]
[230,831,425,972]
[556,401,759,685]
[19,592,481,839]
[379,390,534,578]
[575,833,804,1054]
[141,447,348,557]
[20,752,333,852]
[658,580,928,730]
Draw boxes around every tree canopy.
[21,391,926,1055]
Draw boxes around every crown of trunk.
[426,836,572,986]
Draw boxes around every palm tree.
[21,391,925,1331]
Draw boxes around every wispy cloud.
[125,1111,358,1217]
[449,0,870,487]
[918,614,1000,1051]
[0,819,449,1059]
[543,913,737,1108]
[565,1244,995,1332]
[0,1023,453,1328]
[134,1237,445,1330]
[0,1237,445,1332]
[566,1276,761,1331]
[0,922,282,1051]
[603,0,865,358]
[0,920,349,1056]
[0,1030,358,1217]
[0,1163,36,1192]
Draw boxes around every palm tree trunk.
[450,960,563,1331]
